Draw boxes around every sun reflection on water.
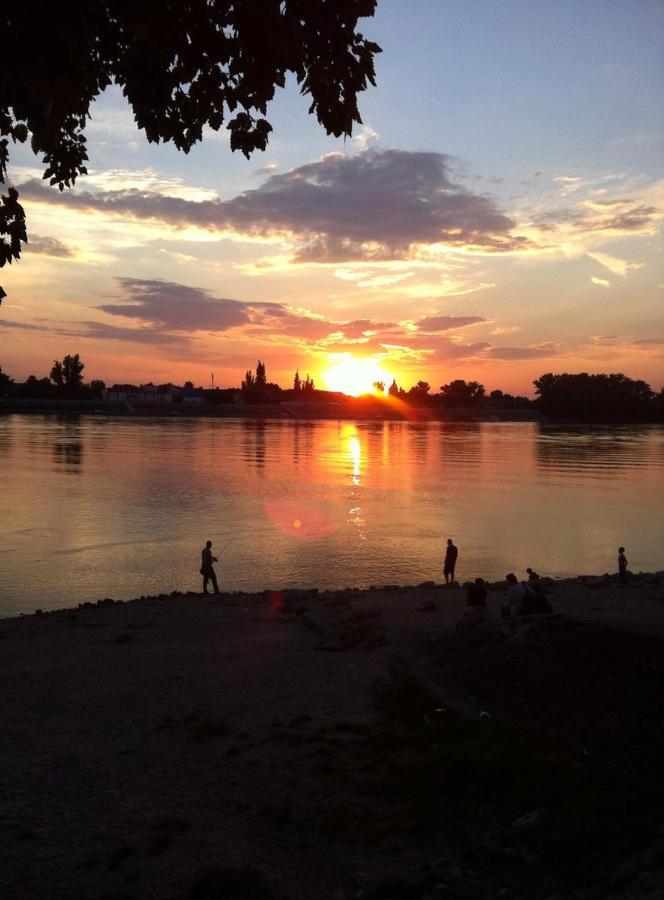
[344,427,366,540]
[349,436,361,485]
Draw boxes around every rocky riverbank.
[1,574,663,899]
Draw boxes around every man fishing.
[200,540,220,594]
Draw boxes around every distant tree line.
[533,372,664,421]
[383,377,531,410]
[241,360,282,404]
[240,361,317,403]
[292,368,316,396]
[0,354,106,399]
[1,357,663,421]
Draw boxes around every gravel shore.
[2,574,663,899]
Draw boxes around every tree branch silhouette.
[0,1,381,299]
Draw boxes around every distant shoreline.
[3,399,662,424]
[0,397,540,421]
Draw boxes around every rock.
[190,719,228,741]
[417,581,436,589]
[635,870,663,891]
[417,599,437,612]
[430,857,462,884]
[114,632,134,644]
[188,864,270,899]
[107,844,137,870]
[511,808,540,830]
[287,713,311,728]
[146,833,171,855]
[98,893,138,900]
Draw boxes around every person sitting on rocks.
[502,573,531,617]
[466,577,487,609]
[520,579,553,615]
[456,577,491,640]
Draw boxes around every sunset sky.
[1,0,663,395]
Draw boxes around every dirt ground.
[1,574,663,900]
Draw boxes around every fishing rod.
[217,536,237,555]
[213,525,276,554]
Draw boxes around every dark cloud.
[592,198,634,207]
[532,202,658,235]
[101,279,404,344]
[77,321,190,347]
[595,206,657,231]
[484,343,557,360]
[24,235,74,257]
[416,314,486,332]
[246,309,337,341]
[18,149,530,261]
[633,337,664,347]
[0,314,188,347]
[428,338,492,360]
[591,335,620,346]
[100,278,283,333]
[3,273,555,367]
[0,318,44,330]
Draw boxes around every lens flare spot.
[265,499,336,541]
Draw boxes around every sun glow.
[323,357,392,396]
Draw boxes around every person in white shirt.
[503,573,530,617]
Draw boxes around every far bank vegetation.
[1,358,663,422]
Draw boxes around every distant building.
[103,383,176,404]
[181,386,205,404]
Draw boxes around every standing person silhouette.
[200,540,220,594]
[443,538,458,585]
[618,546,628,581]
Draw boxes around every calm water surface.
[1,415,663,616]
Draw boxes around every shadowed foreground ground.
[1,575,663,900]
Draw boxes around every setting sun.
[323,357,392,396]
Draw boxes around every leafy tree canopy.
[0,364,14,394]
[534,372,654,420]
[440,379,485,407]
[50,353,85,391]
[0,1,381,298]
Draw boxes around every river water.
[1,415,662,616]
